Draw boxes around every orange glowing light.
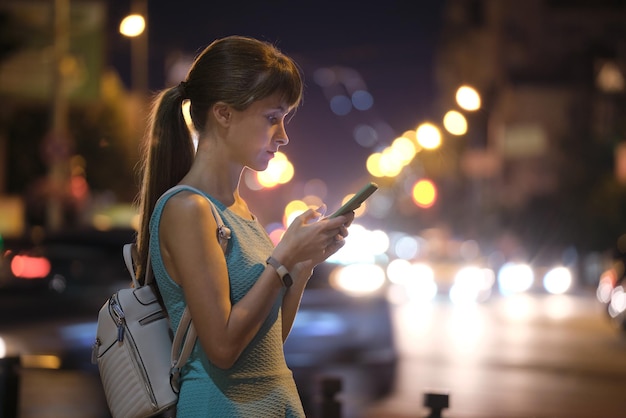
[412,179,437,208]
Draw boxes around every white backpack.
[91,185,230,418]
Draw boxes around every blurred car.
[596,255,626,333]
[0,227,397,416]
[284,260,397,415]
[0,228,135,294]
[495,260,575,296]
[0,227,136,370]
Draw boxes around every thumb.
[315,204,327,218]
[299,208,320,223]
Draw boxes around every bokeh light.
[391,136,417,165]
[257,152,294,187]
[353,124,379,147]
[456,85,481,111]
[330,95,352,115]
[443,110,468,136]
[283,200,310,227]
[416,123,442,149]
[330,263,386,296]
[351,90,374,111]
[412,179,437,208]
[543,267,572,294]
[497,262,534,295]
[327,224,388,265]
[119,14,145,37]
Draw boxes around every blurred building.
[0,0,141,236]
[432,0,626,252]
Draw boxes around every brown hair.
[135,35,303,283]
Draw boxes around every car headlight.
[497,262,534,295]
[329,263,386,296]
[449,266,495,304]
[386,261,438,304]
[542,266,572,294]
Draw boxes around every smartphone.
[329,182,379,218]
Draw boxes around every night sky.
[106,0,445,210]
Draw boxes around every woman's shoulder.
[162,190,216,221]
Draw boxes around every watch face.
[266,256,292,287]
[283,274,293,288]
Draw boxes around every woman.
[135,35,354,417]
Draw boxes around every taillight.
[10,255,51,279]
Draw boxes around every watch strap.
[266,256,293,288]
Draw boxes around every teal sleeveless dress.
[149,186,305,417]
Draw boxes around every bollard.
[319,376,342,418]
[0,356,20,418]
[424,392,449,418]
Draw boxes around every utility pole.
[44,0,71,231]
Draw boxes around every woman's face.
[226,93,294,172]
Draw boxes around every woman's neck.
[180,153,253,219]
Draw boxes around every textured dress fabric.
[149,186,305,418]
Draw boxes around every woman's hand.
[271,208,354,272]
[278,209,355,341]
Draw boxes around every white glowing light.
[543,267,572,295]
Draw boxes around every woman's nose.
[274,124,289,146]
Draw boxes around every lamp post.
[119,0,148,94]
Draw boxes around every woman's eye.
[268,115,280,124]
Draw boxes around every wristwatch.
[266,256,293,288]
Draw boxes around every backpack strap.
[169,308,197,392]
[154,184,231,254]
[123,243,140,288]
[144,184,231,391]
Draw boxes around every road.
[7,288,626,418]
[364,288,626,418]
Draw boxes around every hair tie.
[178,81,188,98]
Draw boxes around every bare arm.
[159,193,350,368]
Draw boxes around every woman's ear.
[213,102,232,127]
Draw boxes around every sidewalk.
[16,368,109,418]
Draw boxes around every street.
[9,288,626,418]
[366,288,626,417]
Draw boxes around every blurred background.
[2,0,626,270]
[2,1,626,417]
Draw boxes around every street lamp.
[119,2,148,94]
[456,85,481,111]
[119,14,145,37]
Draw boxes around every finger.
[315,204,327,218]
[324,240,346,257]
[307,204,327,224]
[332,233,344,243]
[323,214,349,228]
[298,208,321,224]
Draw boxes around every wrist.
[266,256,293,288]
[292,261,314,281]
[269,246,294,271]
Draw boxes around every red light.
[10,255,51,279]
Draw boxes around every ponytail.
[136,85,194,284]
